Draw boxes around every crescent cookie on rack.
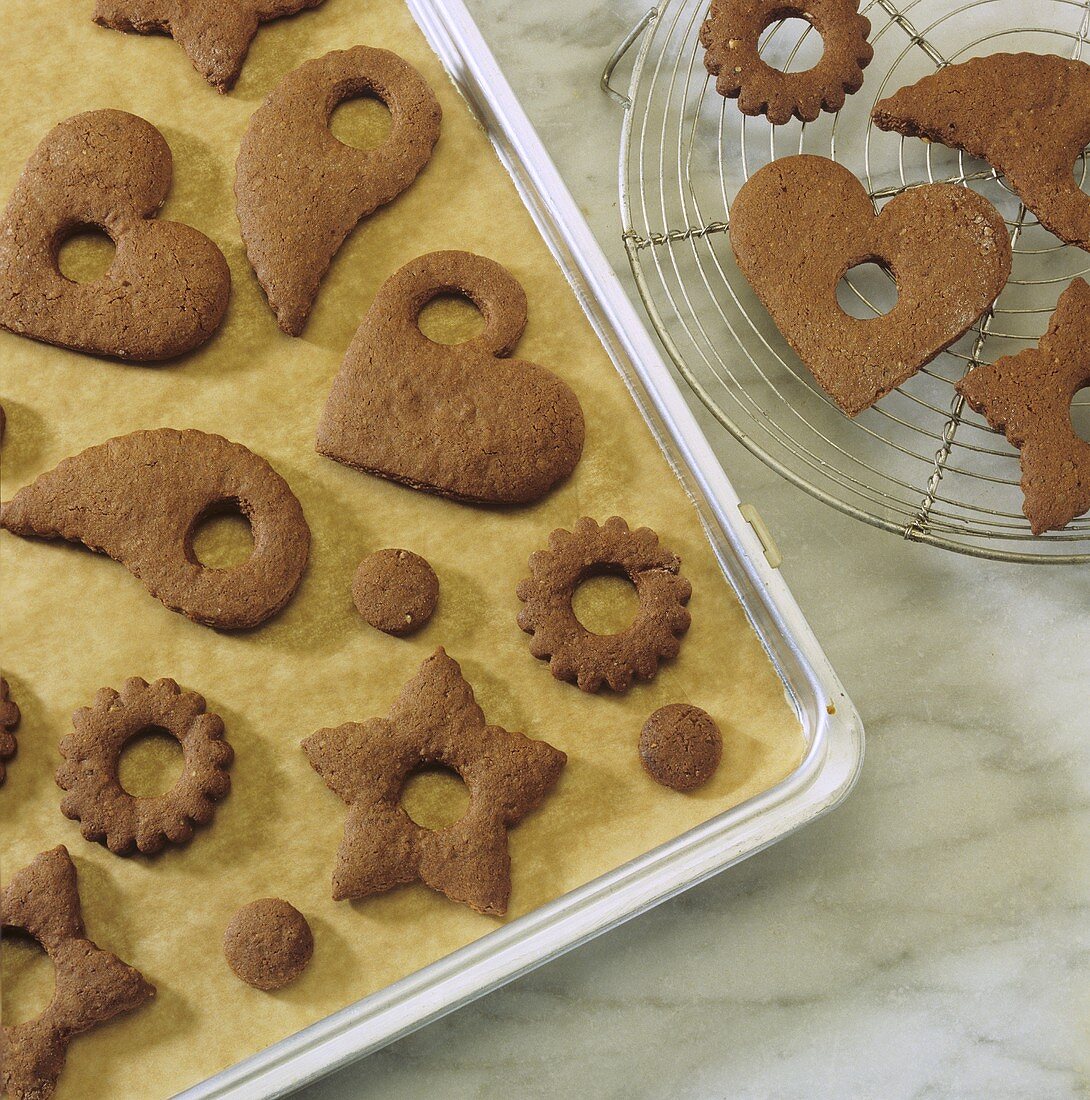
[700,0,873,125]
[56,677,233,855]
[957,278,1090,535]
[516,517,692,694]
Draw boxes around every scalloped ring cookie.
[56,677,233,856]
[701,0,873,125]
[516,517,692,693]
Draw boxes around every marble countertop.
[299,2,1090,1096]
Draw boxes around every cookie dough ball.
[352,549,439,636]
[223,898,313,991]
[639,704,722,792]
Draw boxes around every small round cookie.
[639,704,722,792]
[352,548,439,636]
[224,898,314,991]
[1,676,21,786]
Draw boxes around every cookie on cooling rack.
[873,53,1090,252]
[957,278,1090,535]
[700,0,873,125]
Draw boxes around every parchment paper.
[0,1,804,1094]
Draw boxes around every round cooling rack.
[602,0,1090,564]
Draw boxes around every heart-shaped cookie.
[729,155,1012,416]
[316,250,585,505]
[0,110,230,362]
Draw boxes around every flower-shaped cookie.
[516,516,692,693]
[701,0,873,125]
[56,677,233,855]
[1,847,154,1100]
[303,648,566,916]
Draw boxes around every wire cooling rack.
[602,0,1090,563]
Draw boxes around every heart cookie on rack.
[729,155,1012,416]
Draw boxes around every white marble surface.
[298,2,1090,1096]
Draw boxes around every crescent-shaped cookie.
[873,53,1090,252]
[0,428,310,630]
[236,46,442,335]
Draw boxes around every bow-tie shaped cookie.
[0,110,230,361]
[316,250,585,505]
[958,278,1090,535]
[729,155,1012,416]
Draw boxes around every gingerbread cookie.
[729,155,1012,416]
[873,53,1090,252]
[957,278,1090,534]
[236,46,442,335]
[0,110,230,361]
[0,677,20,786]
[639,704,722,792]
[93,0,325,92]
[302,648,566,915]
[516,517,692,693]
[701,0,873,125]
[0,428,310,630]
[223,898,314,991]
[352,548,438,636]
[56,677,233,856]
[1,846,155,1100]
[317,251,585,504]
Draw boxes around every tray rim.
[181,1,865,1095]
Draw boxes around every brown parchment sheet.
[0,1,805,1095]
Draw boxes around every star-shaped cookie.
[302,648,567,915]
[92,0,325,92]
[957,278,1090,535]
[1,846,155,1100]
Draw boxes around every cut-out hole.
[837,262,898,319]
[1,929,56,1026]
[1072,389,1090,444]
[119,726,184,798]
[759,15,824,73]
[572,572,640,635]
[417,293,486,346]
[57,227,115,284]
[330,95,393,151]
[400,765,470,831]
[191,505,254,569]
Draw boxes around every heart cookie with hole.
[317,250,585,505]
[729,155,1012,416]
[0,110,231,361]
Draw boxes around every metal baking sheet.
[184,1,864,1094]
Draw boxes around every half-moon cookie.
[873,53,1090,252]
[701,0,873,125]
[352,548,439,636]
[93,0,325,92]
[302,647,566,915]
[317,250,585,504]
[236,46,442,335]
[0,428,310,630]
[1,846,155,1100]
[223,898,314,991]
[729,155,1012,416]
[957,278,1090,535]
[0,110,230,361]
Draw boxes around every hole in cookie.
[417,293,486,345]
[1,929,55,1026]
[572,571,640,635]
[836,262,898,319]
[57,226,116,284]
[759,15,825,73]
[191,503,254,569]
[330,94,393,151]
[400,765,470,830]
[119,726,184,798]
[1072,388,1090,444]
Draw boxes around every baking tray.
[180,0,864,1094]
